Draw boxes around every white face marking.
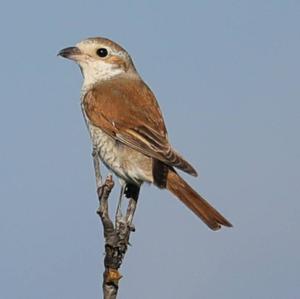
[79,59,124,91]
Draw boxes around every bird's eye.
[96,48,108,57]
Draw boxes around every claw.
[129,223,136,232]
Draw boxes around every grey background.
[1,1,299,298]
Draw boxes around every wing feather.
[83,76,197,176]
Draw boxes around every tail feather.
[166,170,232,230]
[167,149,198,177]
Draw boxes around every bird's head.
[58,37,137,86]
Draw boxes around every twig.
[92,152,139,299]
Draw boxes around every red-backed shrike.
[58,37,232,230]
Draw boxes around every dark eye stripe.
[96,48,108,57]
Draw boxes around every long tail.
[166,170,232,230]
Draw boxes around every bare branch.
[93,152,139,299]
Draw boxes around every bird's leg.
[115,184,125,228]
[93,149,114,232]
[92,147,102,193]
[125,184,140,232]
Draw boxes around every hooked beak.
[57,46,82,60]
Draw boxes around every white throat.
[79,60,124,96]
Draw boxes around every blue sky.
[0,1,299,298]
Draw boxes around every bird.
[58,37,232,230]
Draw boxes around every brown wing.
[83,76,197,176]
